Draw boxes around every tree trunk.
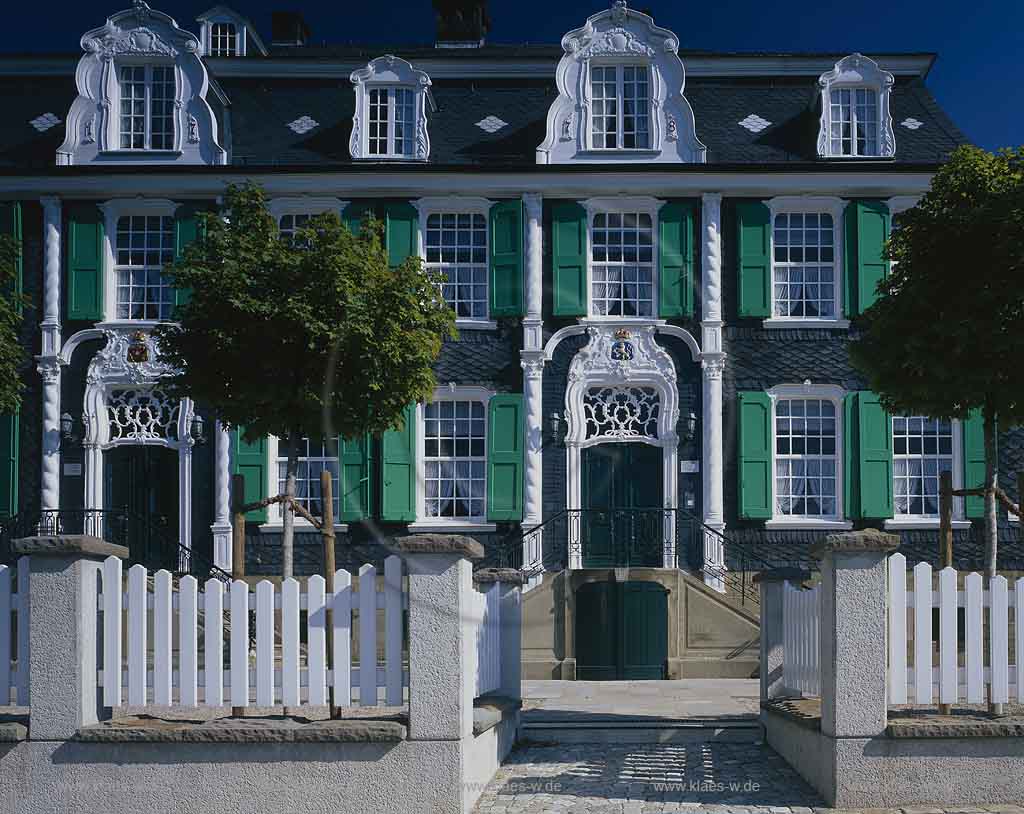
[983,403,1001,716]
[281,431,299,581]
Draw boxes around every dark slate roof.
[0,67,967,170]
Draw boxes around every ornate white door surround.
[564,324,681,569]
[78,327,198,560]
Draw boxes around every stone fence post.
[812,529,899,740]
[473,568,524,701]
[755,568,811,702]
[12,535,128,740]
[394,534,484,742]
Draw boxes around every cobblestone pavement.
[472,742,1024,813]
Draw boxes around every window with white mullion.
[276,438,340,521]
[772,212,837,319]
[590,64,650,150]
[210,22,238,57]
[893,416,954,518]
[278,213,313,245]
[119,64,176,151]
[774,398,839,519]
[425,212,488,320]
[590,210,654,317]
[423,400,486,521]
[114,215,175,321]
[829,87,879,157]
[367,86,415,158]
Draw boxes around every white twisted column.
[39,197,63,517]
[38,361,61,515]
[211,420,232,570]
[522,193,543,350]
[40,197,62,356]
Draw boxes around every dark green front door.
[581,443,663,567]
[575,580,668,680]
[104,445,179,569]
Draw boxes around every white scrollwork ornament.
[583,385,660,441]
[107,387,180,443]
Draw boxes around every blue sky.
[7,0,1021,151]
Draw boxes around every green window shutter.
[0,203,23,307]
[0,409,18,519]
[172,204,200,308]
[67,203,105,321]
[339,434,373,522]
[551,201,587,316]
[487,394,524,521]
[855,391,894,519]
[962,409,987,519]
[342,202,373,238]
[738,391,772,519]
[380,403,417,522]
[232,427,268,523]
[736,201,771,318]
[843,393,860,520]
[658,200,696,319]
[845,200,890,317]
[384,202,418,267]
[489,199,524,317]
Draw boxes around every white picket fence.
[783,581,821,697]
[97,555,407,708]
[471,581,502,697]
[0,558,29,706]
[888,552,1023,705]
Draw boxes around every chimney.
[271,11,311,47]
[433,0,490,48]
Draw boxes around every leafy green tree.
[850,145,1024,581]
[0,234,27,413]
[155,184,455,577]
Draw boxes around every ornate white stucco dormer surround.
[57,1,227,166]
[537,0,706,165]
[350,55,434,161]
[817,53,896,159]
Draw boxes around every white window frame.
[350,56,432,162]
[99,198,180,326]
[587,62,654,152]
[260,434,349,532]
[114,63,179,153]
[764,196,849,329]
[409,385,496,533]
[764,383,852,530]
[885,416,970,530]
[582,196,664,321]
[816,53,895,160]
[366,86,417,158]
[413,197,495,330]
[267,197,349,239]
[826,86,881,158]
[208,21,241,57]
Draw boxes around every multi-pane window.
[278,213,312,245]
[829,88,879,157]
[773,213,836,318]
[119,65,176,151]
[423,400,486,521]
[591,211,654,317]
[590,65,650,149]
[425,213,488,320]
[114,215,175,320]
[209,22,238,57]
[775,399,838,518]
[367,87,416,157]
[893,417,954,517]
[277,438,340,521]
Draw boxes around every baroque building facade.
[0,0,1019,678]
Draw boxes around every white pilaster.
[211,420,232,571]
[522,193,543,350]
[39,197,64,516]
[40,197,62,357]
[179,446,193,572]
[521,193,545,583]
[38,361,61,514]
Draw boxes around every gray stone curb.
[391,533,484,560]
[74,717,407,743]
[474,567,526,585]
[810,528,899,559]
[12,535,129,560]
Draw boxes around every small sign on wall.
[63,463,82,477]
[680,460,700,474]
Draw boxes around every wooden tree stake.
[938,469,953,716]
[320,470,338,718]
[231,473,246,718]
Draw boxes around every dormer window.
[590,64,650,150]
[209,22,238,56]
[817,53,895,159]
[119,65,176,151]
[350,55,434,161]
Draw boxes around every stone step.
[519,717,763,744]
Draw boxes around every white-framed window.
[892,416,958,519]
[425,212,488,320]
[420,397,487,523]
[209,22,238,57]
[274,437,340,522]
[829,88,878,157]
[368,87,416,158]
[590,64,651,150]
[113,214,175,321]
[268,198,348,247]
[278,213,312,244]
[118,65,176,151]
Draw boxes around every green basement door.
[575,580,669,680]
[104,446,180,570]
[581,443,663,567]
